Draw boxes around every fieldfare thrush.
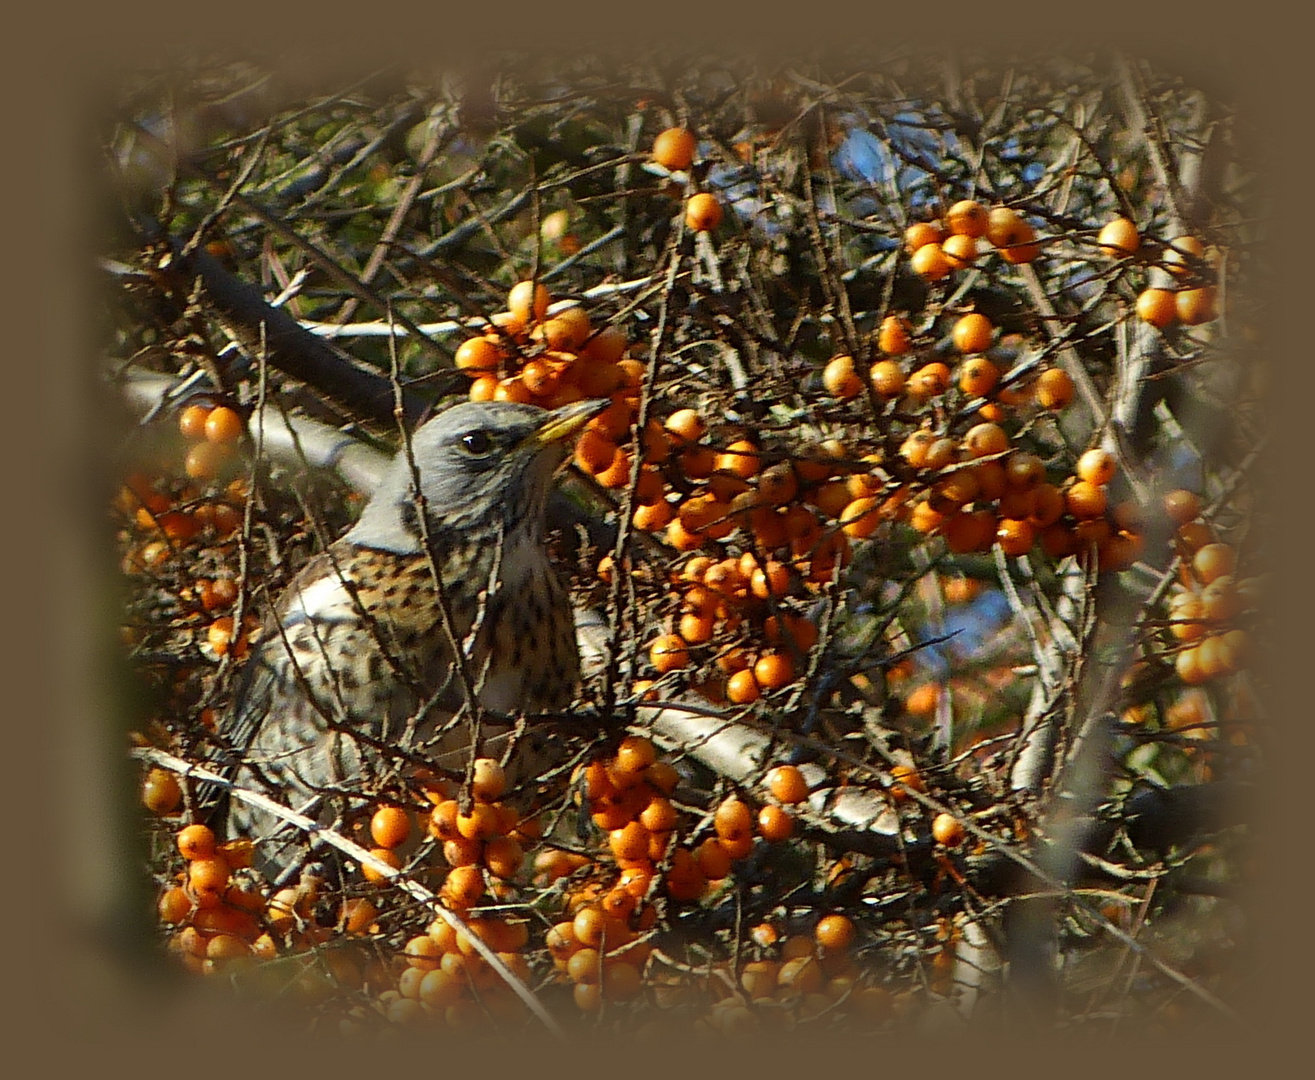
[214,398,605,877]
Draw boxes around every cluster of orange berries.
[155,822,280,974]
[904,200,1041,281]
[644,549,822,705]
[176,402,245,480]
[456,281,654,489]
[546,886,657,1013]
[116,410,260,661]
[1094,222,1220,330]
[672,913,894,1031]
[116,468,244,577]
[825,388,1143,570]
[650,125,723,233]
[620,411,897,699]
[389,910,534,1027]
[825,312,1076,421]
[412,758,541,909]
[1162,490,1252,685]
[575,742,812,908]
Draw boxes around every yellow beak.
[525,398,611,448]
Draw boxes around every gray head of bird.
[346,398,607,554]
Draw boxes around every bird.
[211,397,606,880]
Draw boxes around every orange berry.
[203,406,243,445]
[664,408,706,445]
[823,355,863,399]
[1193,543,1236,584]
[542,306,592,351]
[157,885,192,924]
[183,441,232,481]
[633,498,674,532]
[486,309,528,340]
[963,422,1009,458]
[695,836,733,881]
[494,375,535,404]
[750,560,790,599]
[594,447,633,489]
[1035,368,1075,409]
[142,768,182,814]
[1065,480,1108,520]
[1177,521,1215,552]
[909,500,946,535]
[715,797,754,841]
[996,518,1035,557]
[716,439,761,479]
[767,610,815,652]
[1076,448,1117,486]
[649,634,691,674]
[1098,217,1140,257]
[615,735,658,776]
[610,820,651,863]
[678,443,718,480]
[455,337,504,373]
[362,847,402,883]
[908,362,951,400]
[664,848,708,901]
[952,313,993,354]
[932,813,966,846]
[910,242,951,281]
[455,802,500,840]
[777,956,823,996]
[726,669,761,704]
[986,206,1038,261]
[753,651,795,690]
[652,127,696,171]
[370,806,412,849]
[584,326,631,367]
[889,763,925,798]
[904,221,944,252]
[178,404,211,440]
[814,914,856,951]
[870,359,906,397]
[441,865,485,909]
[1136,288,1177,328]
[1175,645,1208,685]
[603,961,644,1000]
[1164,489,1202,526]
[958,356,1000,397]
[946,200,988,238]
[1164,235,1205,278]
[177,824,216,861]
[757,805,794,841]
[1176,287,1217,326]
[188,855,231,897]
[1002,451,1043,490]
[471,758,507,802]
[686,192,723,232]
[766,765,809,804]
[942,509,994,554]
[508,280,551,326]
[941,232,978,269]
[1028,484,1066,528]
[467,375,497,404]
[878,315,912,355]
[905,682,940,717]
[639,796,679,835]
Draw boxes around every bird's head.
[346,398,607,554]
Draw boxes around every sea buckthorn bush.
[106,50,1266,1036]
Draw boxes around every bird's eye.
[460,430,495,455]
